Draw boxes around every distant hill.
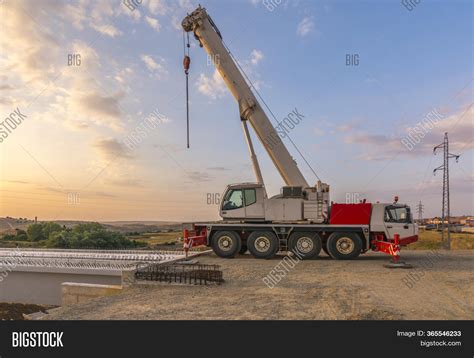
[100,221,182,233]
[0,217,33,234]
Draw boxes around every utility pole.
[433,132,460,249]
[416,201,424,223]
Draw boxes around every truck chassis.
[183,221,416,261]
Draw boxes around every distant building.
[427,217,445,225]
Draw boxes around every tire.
[247,231,279,259]
[239,244,248,255]
[288,232,322,260]
[211,231,241,258]
[326,232,362,260]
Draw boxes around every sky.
[0,0,472,222]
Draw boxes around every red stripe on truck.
[329,203,372,225]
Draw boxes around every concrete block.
[61,282,122,306]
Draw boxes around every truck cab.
[370,203,418,244]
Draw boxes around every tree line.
[1,222,145,249]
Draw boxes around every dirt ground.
[0,303,52,320]
[44,250,473,320]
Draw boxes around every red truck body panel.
[329,203,372,225]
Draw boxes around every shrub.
[41,222,146,249]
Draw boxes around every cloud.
[71,40,100,68]
[344,105,474,160]
[250,49,264,65]
[1,180,30,185]
[93,138,134,161]
[171,15,183,31]
[114,67,135,86]
[0,96,15,106]
[66,1,125,37]
[90,23,123,37]
[197,49,264,99]
[77,94,122,119]
[88,1,123,37]
[187,171,211,182]
[365,75,378,84]
[0,1,62,88]
[141,54,161,71]
[0,84,14,91]
[207,167,230,171]
[140,54,168,78]
[336,123,359,132]
[314,128,326,136]
[196,70,227,100]
[105,178,143,187]
[0,1,124,131]
[313,118,360,137]
[147,0,169,16]
[145,16,161,32]
[145,0,194,30]
[118,1,141,21]
[64,2,88,29]
[297,16,315,37]
[93,191,117,198]
[91,1,115,21]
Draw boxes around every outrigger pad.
[384,261,413,269]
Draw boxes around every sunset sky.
[0,0,472,222]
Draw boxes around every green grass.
[127,231,180,246]
[0,231,182,249]
[407,230,474,250]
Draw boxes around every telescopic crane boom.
[182,6,309,188]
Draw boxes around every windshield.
[222,189,243,210]
[385,206,412,223]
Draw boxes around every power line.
[433,132,460,250]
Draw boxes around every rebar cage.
[135,263,223,285]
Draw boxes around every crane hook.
[183,55,191,75]
[183,31,191,148]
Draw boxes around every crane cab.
[220,183,266,221]
[220,182,329,223]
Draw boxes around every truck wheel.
[288,232,322,259]
[326,232,362,260]
[239,244,248,255]
[247,231,279,259]
[211,231,241,258]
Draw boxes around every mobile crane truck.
[181,6,418,261]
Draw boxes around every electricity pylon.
[416,201,424,223]
[433,133,460,249]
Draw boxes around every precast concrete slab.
[0,248,204,305]
[0,248,197,264]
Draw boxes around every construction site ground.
[0,303,53,320]
[44,250,473,320]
